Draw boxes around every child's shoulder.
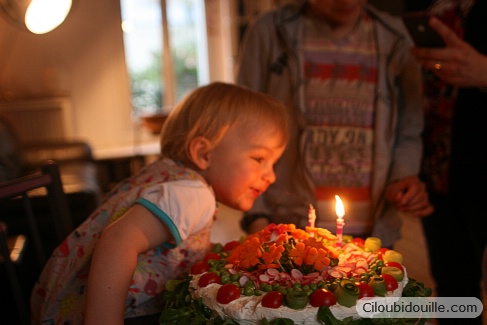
[140,157,205,184]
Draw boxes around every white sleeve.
[136,179,215,247]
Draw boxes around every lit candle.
[308,204,316,228]
[335,195,345,247]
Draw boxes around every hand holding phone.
[402,12,445,48]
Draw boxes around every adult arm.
[236,13,274,92]
[410,17,487,88]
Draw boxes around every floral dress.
[31,158,216,324]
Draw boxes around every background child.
[236,0,433,244]
[31,82,290,324]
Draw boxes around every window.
[120,0,209,117]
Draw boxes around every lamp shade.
[0,0,72,34]
[25,0,72,34]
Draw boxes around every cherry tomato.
[351,238,365,247]
[309,289,336,307]
[203,252,220,263]
[198,272,222,287]
[355,282,375,299]
[217,283,241,304]
[381,274,398,291]
[261,291,284,309]
[190,261,210,275]
[223,240,240,251]
[384,261,404,273]
[376,248,389,260]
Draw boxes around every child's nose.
[262,165,276,184]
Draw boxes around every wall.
[0,0,265,159]
[0,0,159,158]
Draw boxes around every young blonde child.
[30,82,290,324]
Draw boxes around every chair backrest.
[0,114,22,182]
[0,160,73,324]
[0,160,73,260]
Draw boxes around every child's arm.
[84,204,171,325]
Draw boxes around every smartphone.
[402,12,445,48]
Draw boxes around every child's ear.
[189,136,212,170]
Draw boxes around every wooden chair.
[0,160,73,325]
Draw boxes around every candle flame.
[335,195,345,219]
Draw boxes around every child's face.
[202,123,286,212]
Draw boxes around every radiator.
[0,97,73,144]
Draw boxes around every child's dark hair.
[160,82,290,164]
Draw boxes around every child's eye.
[252,157,264,163]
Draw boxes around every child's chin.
[225,201,252,212]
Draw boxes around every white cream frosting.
[190,270,408,324]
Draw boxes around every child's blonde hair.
[160,82,290,164]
